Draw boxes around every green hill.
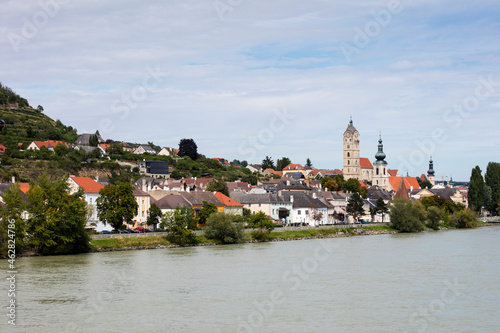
[0,82,78,148]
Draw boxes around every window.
[141,211,145,217]
[258,203,261,207]
[347,152,350,157]
[383,168,386,175]
[89,198,93,203]
[141,199,145,205]
[298,210,301,215]
[348,160,350,165]
[376,168,379,175]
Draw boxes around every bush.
[204,212,243,244]
[426,206,443,230]
[251,229,270,241]
[389,198,426,233]
[450,210,478,228]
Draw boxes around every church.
[342,118,395,191]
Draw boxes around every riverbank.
[90,225,401,252]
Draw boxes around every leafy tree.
[198,201,218,224]
[389,198,426,233]
[346,192,365,222]
[0,184,26,256]
[468,166,484,212]
[426,206,443,230]
[37,105,44,112]
[305,158,312,168]
[485,162,500,215]
[178,138,198,160]
[373,197,389,222]
[204,212,244,244]
[206,177,229,196]
[262,156,275,170]
[416,177,433,189]
[322,177,341,191]
[162,207,197,244]
[88,134,99,147]
[450,210,477,228]
[146,203,162,230]
[248,211,275,241]
[26,174,90,255]
[96,182,138,231]
[483,185,492,214]
[344,178,361,194]
[276,157,291,171]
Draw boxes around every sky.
[1,0,499,181]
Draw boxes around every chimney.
[287,180,290,186]
[312,193,317,199]
[290,195,294,203]
[11,176,15,184]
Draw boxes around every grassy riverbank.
[90,225,397,251]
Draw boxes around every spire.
[349,115,353,126]
[394,178,409,200]
[427,157,435,176]
[373,132,387,165]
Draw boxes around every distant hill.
[0,82,78,146]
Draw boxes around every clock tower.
[343,118,360,180]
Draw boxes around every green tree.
[26,174,90,255]
[162,207,197,244]
[389,198,426,233]
[305,158,312,168]
[36,105,44,113]
[0,184,26,256]
[88,134,99,147]
[344,178,361,194]
[178,138,198,160]
[373,197,389,222]
[276,157,291,171]
[322,177,341,191]
[426,206,443,230]
[450,210,477,228]
[204,212,244,244]
[468,166,484,212]
[248,211,275,241]
[205,177,229,196]
[262,156,275,170]
[146,203,162,230]
[198,201,218,224]
[346,192,365,222]
[485,162,500,215]
[96,182,138,231]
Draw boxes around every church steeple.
[374,133,386,165]
[427,157,435,176]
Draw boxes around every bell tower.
[343,117,360,180]
[372,133,389,190]
[427,157,435,186]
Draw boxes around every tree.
[310,204,324,226]
[204,212,244,244]
[248,211,275,241]
[450,210,477,228]
[373,197,389,222]
[426,206,443,230]
[485,162,500,215]
[468,166,484,212]
[162,207,197,244]
[305,158,312,168]
[88,134,99,147]
[206,177,229,196]
[25,174,90,255]
[146,203,162,230]
[417,177,433,189]
[346,192,365,222]
[36,105,44,113]
[0,184,26,256]
[276,157,291,171]
[389,198,426,233]
[96,182,138,231]
[262,156,275,170]
[344,178,362,194]
[178,138,198,160]
[198,201,218,224]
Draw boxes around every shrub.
[204,212,243,244]
[390,198,426,233]
[426,206,443,230]
[450,210,478,228]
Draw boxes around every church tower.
[427,157,435,186]
[343,118,360,180]
[372,133,389,190]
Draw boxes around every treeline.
[0,82,29,108]
[468,162,500,215]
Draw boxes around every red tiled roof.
[388,169,398,177]
[19,183,30,193]
[359,158,373,169]
[283,163,304,171]
[359,180,368,188]
[33,140,68,149]
[70,177,105,193]
[388,177,420,191]
[215,192,244,207]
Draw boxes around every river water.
[8,226,500,333]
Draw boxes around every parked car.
[101,230,112,234]
[144,228,153,233]
[130,229,140,233]
[119,229,131,233]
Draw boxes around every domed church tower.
[427,157,435,186]
[343,117,360,180]
[372,133,389,190]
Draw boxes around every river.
[9,226,500,332]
